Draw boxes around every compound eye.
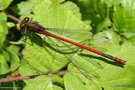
[24,17,30,22]
[20,24,25,28]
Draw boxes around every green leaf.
[6,51,20,72]
[51,75,64,86]
[24,76,53,90]
[99,0,119,7]
[75,0,113,32]
[6,45,20,72]
[93,43,135,90]
[7,22,15,28]
[23,38,69,73]
[7,45,20,55]
[63,42,135,89]
[90,30,121,45]
[19,59,39,76]
[64,73,95,90]
[0,45,20,75]
[11,0,43,15]
[123,30,135,39]
[127,36,135,46]
[96,18,111,30]
[0,0,13,10]
[113,0,135,33]
[53,85,63,90]
[61,1,81,19]
[0,13,8,49]
[0,50,10,74]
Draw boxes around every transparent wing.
[52,36,103,69]
[46,35,102,79]
[27,21,92,42]
[46,28,92,42]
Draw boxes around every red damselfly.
[19,17,126,79]
[20,17,126,64]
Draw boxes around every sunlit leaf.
[0,0,13,10]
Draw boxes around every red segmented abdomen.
[103,54,126,64]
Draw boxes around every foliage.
[0,0,135,90]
